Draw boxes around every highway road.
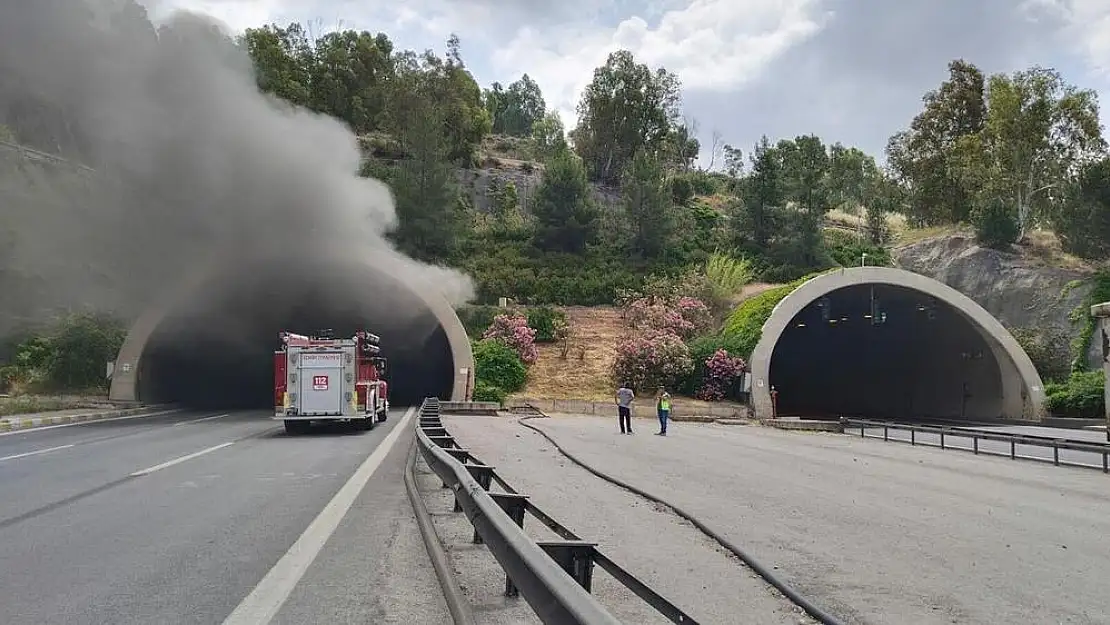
[479,414,1110,625]
[0,407,451,625]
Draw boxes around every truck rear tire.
[358,416,375,431]
[284,420,311,435]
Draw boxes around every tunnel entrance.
[769,283,1004,420]
[137,258,455,409]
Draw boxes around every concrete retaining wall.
[505,397,750,420]
[1092,302,1110,425]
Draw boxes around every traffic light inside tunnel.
[136,258,455,409]
[768,284,1003,420]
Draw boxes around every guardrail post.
[445,448,471,464]
[1010,439,1016,459]
[911,429,916,446]
[973,436,979,454]
[428,435,457,449]
[480,491,529,544]
[940,431,945,449]
[884,425,888,441]
[1053,442,1060,466]
[454,463,494,512]
[423,426,449,438]
[537,541,599,593]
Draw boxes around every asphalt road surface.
[0,407,451,625]
[495,415,1110,625]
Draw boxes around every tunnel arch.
[749,267,1045,421]
[109,252,473,408]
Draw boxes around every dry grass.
[893,222,968,246]
[517,306,625,401]
[1012,229,1095,271]
[0,394,111,417]
[825,207,909,236]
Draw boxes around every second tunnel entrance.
[769,283,1003,420]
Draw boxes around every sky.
[141,0,1110,167]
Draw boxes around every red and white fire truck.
[274,330,389,434]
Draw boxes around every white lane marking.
[130,442,235,477]
[221,407,416,625]
[173,413,230,426]
[0,409,183,437]
[0,444,75,462]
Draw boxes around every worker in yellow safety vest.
[656,389,671,436]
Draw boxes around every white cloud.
[491,0,831,130]
[139,0,287,30]
[1022,1,1110,77]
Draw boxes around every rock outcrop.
[894,234,1100,368]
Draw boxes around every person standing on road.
[615,384,635,434]
[656,389,671,436]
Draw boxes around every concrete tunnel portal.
[749,267,1046,422]
[109,255,473,410]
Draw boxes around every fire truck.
[274,330,389,434]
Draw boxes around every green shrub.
[721,274,820,358]
[1045,370,1104,418]
[0,313,126,393]
[669,176,694,206]
[526,306,567,342]
[675,333,747,396]
[457,305,501,338]
[471,380,507,404]
[973,197,1019,250]
[823,229,892,268]
[472,339,527,393]
[1009,326,1072,383]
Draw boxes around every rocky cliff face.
[456,158,620,216]
[894,234,1100,368]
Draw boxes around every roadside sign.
[313,375,328,390]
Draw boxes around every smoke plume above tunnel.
[0,0,473,336]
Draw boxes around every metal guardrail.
[414,397,700,624]
[841,418,1110,472]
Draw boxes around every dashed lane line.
[173,413,231,426]
[130,442,235,477]
[0,444,75,463]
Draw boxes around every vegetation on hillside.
[2,4,1108,414]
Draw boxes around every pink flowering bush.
[623,295,712,340]
[675,297,712,333]
[483,313,538,365]
[611,331,694,391]
[696,349,747,401]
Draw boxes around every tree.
[733,136,781,252]
[970,67,1105,238]
[665,123,700,172]
[572,50,682,183]
[722,144,744,177]
[621,151,674,258]
[384,42,490,165]
[1054,157,1110,259]
[777,135,830,212]
[530,110,566,161]
[886,59,987,225]
[531,150,599,253]
[384,69,462,262]
[484,74,545,136]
